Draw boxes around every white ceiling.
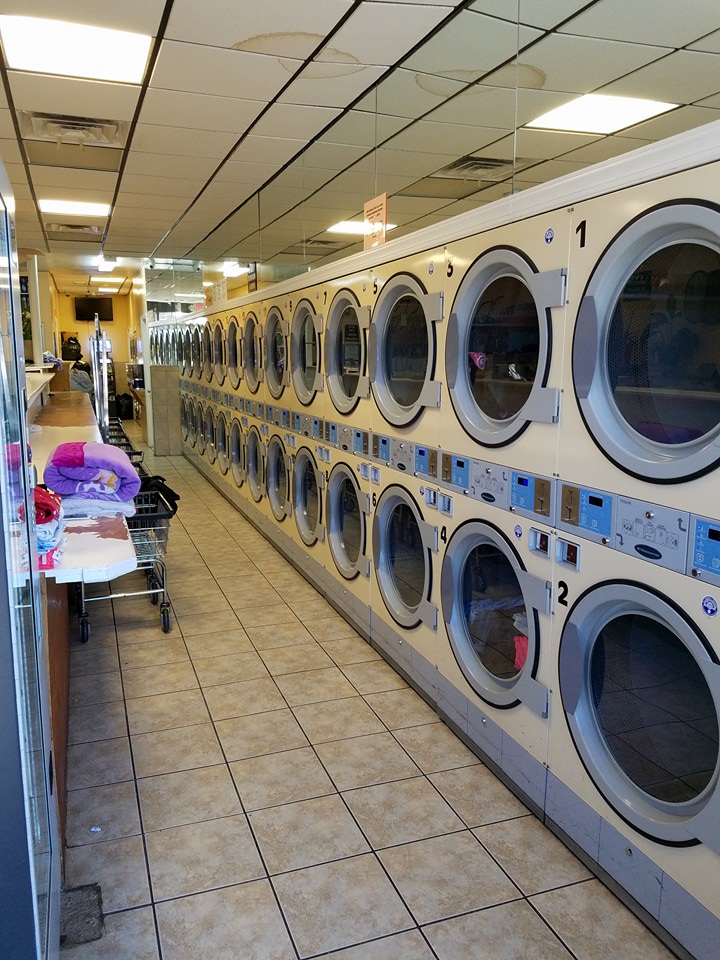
[2,0,720,295]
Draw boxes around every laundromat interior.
[7,2,720,959]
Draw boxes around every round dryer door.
[169,330,178,366]
[559,582,720,846]
[447,249,556,446]
[327,462,368,579]
[246,425,265,502]
[204,407,217,464]
[187,401,197,447]
[177,329,186,373]
[267,435,291,522]
[191,328,202,379]
[180,397,189,441]
[227,316,241,389]
[441,520,547,712]
[213,323,225,384]
[372,485,436,629]
[183,329,192,375]
[265,307,289,400]
[325,290,370,414]
[195,403,206,455]
[244,313,263,394]
[217,412,229,475]
[202,325,213,381]
[574,203,720,481]
[370,274,442,427]
[293,447,324,545]
[291,301,323,405]
[230,419,246,487]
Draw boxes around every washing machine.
[558,156,720,519]
[440,214,569,478]
[546,487,720,959]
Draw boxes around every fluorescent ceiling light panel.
[90,276,121,284]
[327,220,397,235]
[97,287,119,294]
[526,94,677,134]
[39,199,110,217]
[97,257,118,272]
[0,16,151,83]
[223,262,249,278]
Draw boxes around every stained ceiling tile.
[151,40,301,99]
[484,34,670,95]
[165,0,353,55]
[403,11,542,81]
[139,89,265,133]
[279,63,387,108]
[8,73,141,121]
[558,0,720,46]
[316,2,452,67]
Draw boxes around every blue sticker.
[514,524,523,540]
[544,227,554,244]
[702,596,718,618]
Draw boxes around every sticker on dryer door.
[701,596,718,618]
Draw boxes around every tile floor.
[62,434,678,960]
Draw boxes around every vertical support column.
[27,255,43,363]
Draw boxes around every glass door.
[0,187,59,958]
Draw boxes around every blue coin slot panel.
[374,434,391,462]
[450,456,469,489]
[510,472,536,511]
[415,447,431,475]
[578,489,613,539]
[693,518,720,577]
[312,418,323,439]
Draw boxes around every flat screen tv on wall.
[74,296,113,323]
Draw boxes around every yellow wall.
[57,294,132,364]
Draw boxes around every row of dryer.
[154,123,720,960]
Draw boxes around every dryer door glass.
[590,613,718,803]
[195,404,206,454]
[384,296,428,408]
[300,313,318,391]
[214,324,225,383]
[461,543,527,680]
[608,243,720,445]
[247,429,263,500]
[387,502,424,609]
[192,329,201,378]
[244,315,260,392]
[202,325,212,381]
[227,318,240,388]
[266,311,286,397]
[180,397,189,440]
[337,476,361,566]
[468,276,538,421]
[300,461,319,530]
[338,307,361,399]
[230,420,245,486]
[267,439,287,519]
[187,402,197,445]
[217,413,229,474]
[205,409,216,463]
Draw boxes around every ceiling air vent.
[438,156,530,180]
[46,222,101,235]
[20,111,129,148]
[284,238,348,255]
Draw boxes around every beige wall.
[56,294,132,364]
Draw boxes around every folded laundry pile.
[44,441,141,504]
[60,495,136,518]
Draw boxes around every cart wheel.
[79,617,90,644]
[160,606,171,633]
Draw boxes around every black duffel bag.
[139,474,180,513]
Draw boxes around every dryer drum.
[293,448,323,545]
[186,400,197,447]
[327,463,366,579]
[574,203,720,481]
[226,316,241,389]
[559,582,720,846]
[204,408,216,464]
[202,324,212,382]
[246,426,264,502]
[213,322,225,384]
[191,327,201,379]
[180,397,189,442]
[267,436,290,522]
[194,403,206,455]
[243,313,262,393]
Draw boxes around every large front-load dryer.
[436,472,554,807]
[559,156,720,515]
[441,211,568,478]
[546,514,720,960]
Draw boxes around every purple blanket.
[44,441,141,502]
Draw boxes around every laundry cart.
[77,487,177,641]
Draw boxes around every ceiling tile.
[300,140,370,170]
[560,135,654,164]
[8,73,141,121]
[514,158,589,183]
[316,2,452,67]
[131,123,238,158]
[112,194,190,212]
[0,138,22,165]
[279,62,387,108]
[230,135,306,166]
[469,0,595,29]
[355,68,466,120]
[426,85,570,129]
[697,92,720,108]
[151,40,301,99]
[352,147,458,178]
[208,162,279,187]
[558,0,720,46]
[403,11,542,81]
[119,174,206,197]
[123,152,219,179]
[165,0,353,55]
[619,104,720,141]
[318,110,411,148]
[475,127,602,160]
[689,29,720,53]
[382,119,505,155]
[251,103,342,140]
[484,35,669,94]
[29,165,117,192]
[0,108,16,139]
[139,88,265,133]
[601,50,720,104]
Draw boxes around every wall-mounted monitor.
[75,296,113,323]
